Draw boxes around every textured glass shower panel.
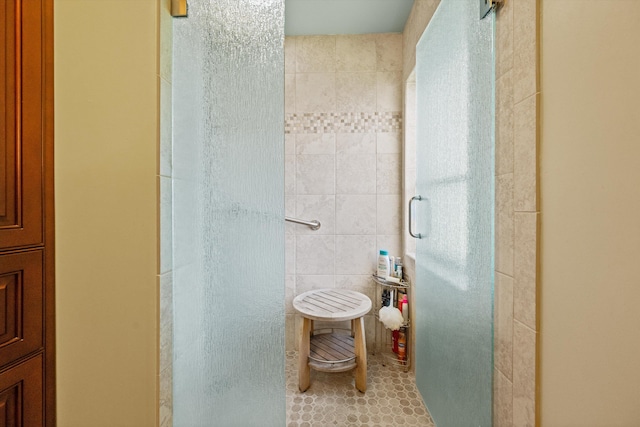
[415,0,494,425]
[172,1,285,426]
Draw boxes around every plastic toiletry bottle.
[377,250,390,278]
[401,294,409,323]
[397,328,406,362]
[395,257,403,278]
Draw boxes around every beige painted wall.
[55,1,159,425]
[540,1,640,424]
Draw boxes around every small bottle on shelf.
[401,294,409,324]
[377,250,390,278]
[397,328,407,363]
[395,257,403,278]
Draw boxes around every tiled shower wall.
[284,34,404,351]
[494,0,540,425]
[158,1,173,426]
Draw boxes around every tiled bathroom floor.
[286,351,435,427]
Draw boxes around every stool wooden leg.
[298,317,312,392]
[354,316,367,393]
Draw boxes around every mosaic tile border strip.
[285,112,402,134]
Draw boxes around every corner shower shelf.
[372,274,411,372]
[372,275,410,289]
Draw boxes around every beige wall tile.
[159,366,173,427]
[377,132,402,154]
[513,322,536,427]
[297,195,336,235]
[376,33,403,72]
[513,0,538,103]
[376,71,403,112]
[286,234,295,274]
[377,154,402,194]
[296,133,336,155]
[159,273,173,374]
[495,273,514,380]
[405,81,417,128]
[160,176,172,274]
[296,35,336,73]
[336,35,376,72]
[159,79,172,177]
[496,173,514,276]
[336,153,377,194]
[285,134,296,155]
[496,70,514,175]
[296,235,336,275]
[496,0,514,79]
[336,195,376,235]
[336,133,376,154]
[376,235,402,260]
[514,94,538,212]
[296,154,335,195]
[285,154,296,194]
[285,74,296,114]
[377,195,402,235]
[285,37,296,74]
[159,0,172,82]
[336,72,377,112]
[335,235,377,274]
[296,275,336,295]
[514,212,538,330]
[285,195,296,234]
[494,369,514,427]
[295,73,336,113]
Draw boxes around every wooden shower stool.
[293,289,372,393]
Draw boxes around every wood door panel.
[0,0,52,423]
[0,251,43,367]
[0,355,44,427]
[0,0,44,250]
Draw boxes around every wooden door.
[0,0,54,425]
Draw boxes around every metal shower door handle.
[409,195,423,239]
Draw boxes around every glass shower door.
[172,0,285,425]
[415,0,494,425]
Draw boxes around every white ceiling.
[285,0,415,36]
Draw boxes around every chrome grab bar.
[285,216,321,231]
[409,195,423,239]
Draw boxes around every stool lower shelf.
[308,332,357,373]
